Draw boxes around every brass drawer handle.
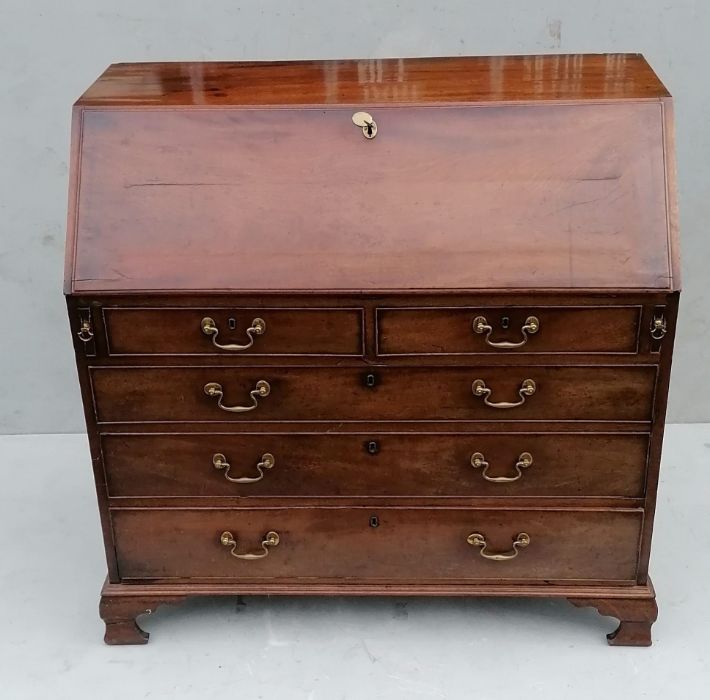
[204,380,270,413]
[470,451,533,483]
[473,315,539,349]
[201,316,265,351]
[467,532,530,561]
[471,378,536,409]
[220,530,280,560]
[213,452,275,483]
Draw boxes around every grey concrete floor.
[1,426,708,699]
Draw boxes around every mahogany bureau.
[65,55,680,646]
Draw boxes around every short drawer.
[90,365,657,423]
[103,307,364,356]
[112,507,643,583]
[102,432,649,498]
[377,306,641,355]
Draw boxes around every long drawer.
[112,507,643,582]
[90,366,657,423]
[102,432,649,498]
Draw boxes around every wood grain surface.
[378,305,642,355]
[65,55,679,646]
[68,101,671,293]
[103,307,363,356]
[101,431,649,499]
[112,506,643,583]
[77,55,668,107]
[89,365,657,423]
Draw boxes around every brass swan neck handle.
[201,316,265,352]
[220,531,280,560]
[473,315,539,349]
[470,451,533,483]
[204,380,270,413]
[213,452,275,483]
[471,378,536,409]
[467,532,530,561]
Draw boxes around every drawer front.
[102,433,649,498]
[377,306,641,355]
[91,366,657,423]
[103,308,363,356]
[113,507,642,582]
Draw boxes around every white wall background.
[1,1,708,434]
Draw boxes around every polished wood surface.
[569,596,658,646]
[77,55,668,107]
[66,56,679,647]
[90,365,656,423]
[104,307,364,356]
[99,578,657,645]
[101,432,649,499]
[68,101,672,293]
[378,306,642,355]
[70,291,674,363]
[112,507,643,582]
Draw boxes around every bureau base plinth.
[99,578,657,646]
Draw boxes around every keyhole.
[501,316,510,330]
[228,317,237,330]
[366,440,379,455]
[353,112,377,140]
[364,373,377,388]
[369,515,380,528]
[362,121,377,139]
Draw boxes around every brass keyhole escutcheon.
[352,111,377,139]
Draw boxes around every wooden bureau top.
[77,55,668,106]
[65,55,679,294]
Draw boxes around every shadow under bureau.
[65,55,680,645]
